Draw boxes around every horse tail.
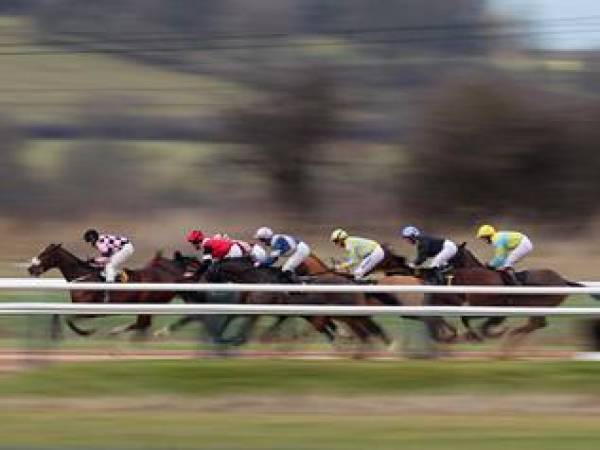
[566,281,600,301]
[366,292,399,306]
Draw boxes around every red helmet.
[186,230,205,244]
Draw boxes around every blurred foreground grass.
[2,360,600,397]
[1,411,599,450]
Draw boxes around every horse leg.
[359,317,392,346]
[509,316,547,337]
[154,315,199,337]
[66,314,102,336]
[423,317,457,343]
[340,318,370,358]
[50,314,62,341]
[260,316,289,342]
[108,314,152,337]
[501,316,547,357]
[461,316,483,342]
[480,317,508,339]
[306,316,336,342]
[229,316,259,346]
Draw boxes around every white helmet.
[254,226,274,240]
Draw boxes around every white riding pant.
[354,245,385,280]
[250,244,267,264]
[501,236,533,269]
[224,244,244,259]
[282,242,311,272]
[105,243,134,282]
[428,240,458,268]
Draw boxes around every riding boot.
[282,270,301,284]
[502,267,521,285]
[434,267,446,285]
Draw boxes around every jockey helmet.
[330,228,349,242]
[83,228,99,243]
[477,224,496,239]
[401,226,421,239]
[186,229,205,244]
[254,227,274,240]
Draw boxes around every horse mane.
[381,244,407,264]
[47,243,89,267]
[455,242,485,268]
[306,253,330,270]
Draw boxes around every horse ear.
[460,242,466,248]
[174,251,183,261]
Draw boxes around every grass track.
[3,359,600,397]
[0,411,599,449]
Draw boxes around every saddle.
[98,269,130,283]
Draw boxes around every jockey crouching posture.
[476,224,533,285]
[330,228,384,280]
[84,228,134,286]
[202,236,247,261]
[401,226,457,285]
[253,227,310,282]
[186,229,265,264]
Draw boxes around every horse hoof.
[153,328,170,338]
[485,327,508,339]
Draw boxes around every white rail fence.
[2,278,600,294]
[2,303,600,317]
[0,278,598,317]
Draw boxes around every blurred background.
[0,0,600,276]
[0,2,600,449]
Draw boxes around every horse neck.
[302,255,332,275]
[462,250,484,268]
[54,249,96,281]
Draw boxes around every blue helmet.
[401,226,421,239]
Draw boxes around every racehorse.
[438,243,591,342]
[299,253,458,342]
[206,257,392,353]
[27,243,180,336]
[146,252,240,345]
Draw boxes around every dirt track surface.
[0,348,579,372]
[2,393,600,415]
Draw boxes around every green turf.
[2,360,600,397]
[0,411,599,450]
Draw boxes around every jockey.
[330,228,384,280]
[476,224,533,284]
[83,228,134,283]
[401,226,457,284]
[253,227,311,275]
[201,235,250,262]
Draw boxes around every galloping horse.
[27,243,180,336]
[439,243,590,342]
[299,253,459,342]
[206,257,392,352]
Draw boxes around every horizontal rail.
[1,278,600,295]
[1,303,600,316]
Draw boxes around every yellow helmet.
[477,224,496,239]
[331,228,349,242]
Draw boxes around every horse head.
[28,243,64,277]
